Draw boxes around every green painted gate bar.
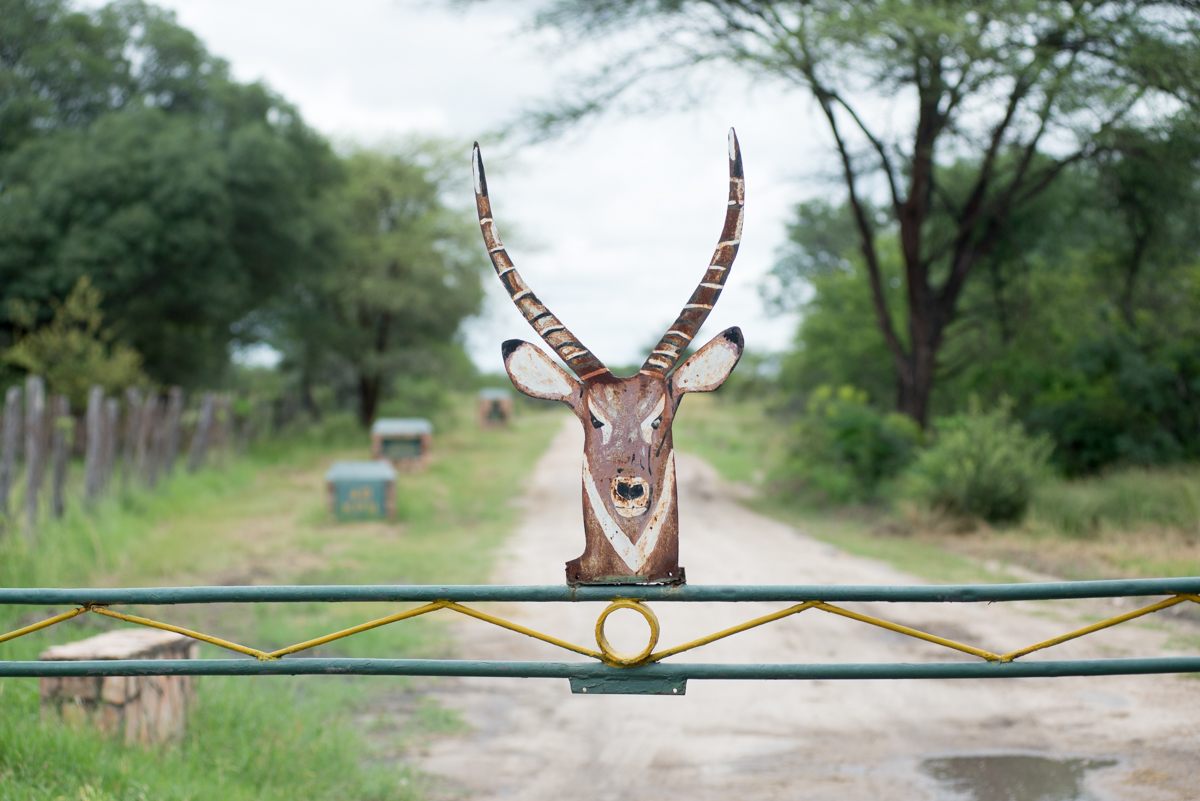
[4,656,1200,680]
[4,577,1200,605]
[5,578,1199,693]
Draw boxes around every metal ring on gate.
[595,600,660,667]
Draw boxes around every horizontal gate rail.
[7,656,1200,680]
[4,579,1200,693]
[3,577,1200,605]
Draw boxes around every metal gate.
[4,578,1200,694]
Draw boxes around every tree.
[507,0,1200,424]
[0,0,340,387]
[3,276,147,408]
[272,148,487,426]
[1090,117,1200,331]
[774,139,1200,474]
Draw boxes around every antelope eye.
[590,412,604,429]
[651,417,661,430]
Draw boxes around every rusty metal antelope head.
[473,130,745,585]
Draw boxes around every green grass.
[672,395,1026,584]
[672,394,1200,583]
[0,398,564,800]
[750,498,1016,585]
[1030,465,1200,537]
[671,393,781,486]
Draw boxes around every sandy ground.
[417,419,1200,800]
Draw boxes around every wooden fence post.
[236,401,257,454]
[102,398,120,494]
[187,392,215,473]
[24,376,45,532]
[121,388,142,489]
[51,395,70,519]
[84,387,104,501]
[0,387,21,522]
[136,394,160,488]
[162,387,184,476]
[215,394,231,466]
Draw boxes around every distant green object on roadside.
[325,460,397,521]
[478,388,513,428]
[371,418,433,469]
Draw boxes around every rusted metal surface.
[472,130,747,586]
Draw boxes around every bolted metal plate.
[569,676,686,696]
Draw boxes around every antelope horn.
[472,144,612,382]
[641,128,744,377]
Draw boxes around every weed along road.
[418,418,1200,800]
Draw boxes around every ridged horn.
[640,128,744,378]
[472,143,612,382]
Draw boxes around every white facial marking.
[584,452,676,573]
[588,398,612,445]
[640,394,666,444]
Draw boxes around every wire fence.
[3,578,1200,694]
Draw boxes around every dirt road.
[418,419,1200,800]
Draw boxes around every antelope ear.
[671,327,744,395]
[502,340,581,405]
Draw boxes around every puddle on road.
[922,755,1117,801]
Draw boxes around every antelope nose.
[615,481,645,501]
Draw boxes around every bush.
[1026,335,1200,476]
[776,385,920,504]
[906,398,1052,525]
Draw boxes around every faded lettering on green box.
[335,481,386,520]
[381,437,422,460]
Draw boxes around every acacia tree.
[505,0,1200,424]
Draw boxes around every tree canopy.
[0,0,340,387]
[773,123,1200,474]
[3,276,146,408]
[505,0,1200,424]
[269,147,487,426]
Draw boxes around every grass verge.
[0,398,564,800]
[672,394,1200,584]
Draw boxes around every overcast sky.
[142,0,851,373]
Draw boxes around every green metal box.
[370,418,433,470]
[324,460,397,521]
[478,388,513,429]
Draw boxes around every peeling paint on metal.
[474,131,749,585]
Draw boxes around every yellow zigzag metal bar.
[91,607,273,661]
[647,601,821,662]
[268,602,445,659]
[813,602,1001,661]
[3,594,1198,668]
[440,601,603,660]
[0,606,87,646]
[999,593,1197,662]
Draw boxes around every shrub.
[3,276,147,408]
[776,385,920,504]
[906,398,1052,525]
[1026,335,1200,475]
